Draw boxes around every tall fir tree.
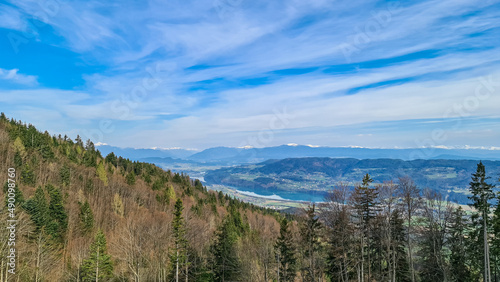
[46,184,68,241]
[300,204,323,282]
[79,200,94,233]
[81,229,114,282]
[351,173,379,282]
[468,161,495,282]
[449,207,473,282]
[210,214,241,281]
[170,199,189,282]
[274,217,297,282]
[23,186,49,232]
[390,210,411,282]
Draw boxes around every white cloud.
[0,5,26,31]
[0,68,38,85]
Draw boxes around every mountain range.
[97,144,500,165]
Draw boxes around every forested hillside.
[0,114,282,281]
[1,113,500,282]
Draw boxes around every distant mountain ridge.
[187,145,500,164]
[204,157,500,204]
[97,144,500,165]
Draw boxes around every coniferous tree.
[79,200,94,233]
[351,173,379,281]
[46,184,68,241]
[170,199,189,282]
[81,229,114,282]
[21,163,36,185]
[490,180,500,280]
[210,214,241,281]
[300,204,323,282]
[469,161,495,282]
[23,186,49,232]
[274,217,297,282]
[323,183,356,281]
[60,164,71,186]
[449,207,473,282]
[390,210,411,282]
[126,172,136,186]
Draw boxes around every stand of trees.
[0,113,500,281]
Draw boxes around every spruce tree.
[23,186,49,232]
[300,204,323,282]
[170,199,189,282]
[468,161,495,282]
[449,207,472,282]
[274,217,297,282]
[390,210,411,282]
[81,229,114,282]
[79,200,94,233]
[351,173,379,281]
[126,172,136,186]
[210,215,241,281]
[46,184,68,241]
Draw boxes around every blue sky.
[0,0,499,150]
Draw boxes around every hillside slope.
[0,114,280,281]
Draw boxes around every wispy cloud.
[0,68,38,85]
[0,0,499,149]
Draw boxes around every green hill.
[0,114,280,281]
[205,157,500,204]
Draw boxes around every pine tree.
[126,172,136,186]
[468,161,495,282]
[300,204,323,282]
[81,229,114,282]
[491,190,500,280]
[351,173,379,282]
[449,207,472,282]
[210,215,241,281]
[79,200,94,233]
[21,163,36,185]
[46,184,68,241]
[274,217,297,282]
[60,164,71,186]
[23,186,49,232]
[170,199,189,282]
[390,210,411,282]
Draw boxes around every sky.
[0,0,499,150]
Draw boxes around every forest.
[0,113,499,282]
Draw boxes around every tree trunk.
[96,246,100,282]
[408,212,415,282]
[176,250,179,282]
[485,211,492,282]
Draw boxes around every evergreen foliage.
[81,230,114,281]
